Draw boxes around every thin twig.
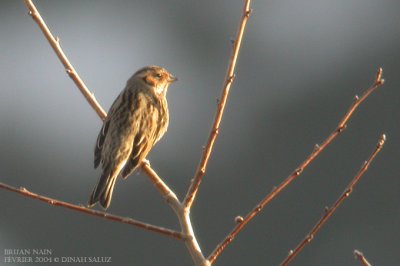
[24,0,106,120]
[142,163,180,204]
[354,250,373,266]
[184,0,252,209]
[208,69,384,264]
[280,134,386,265]
[0,181,184,240]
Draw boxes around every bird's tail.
[88,172,117,209]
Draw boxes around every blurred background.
[1,0,399,265]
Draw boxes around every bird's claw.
[142,158,151,167]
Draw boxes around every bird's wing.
[120,136,150,179]
[120,105,160,179]
[94,119,110,168]
[94,90,126,168]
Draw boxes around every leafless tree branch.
[0,181,184,239]
[0,1,385,265]
[7,1,253,265]
[184,0,252,209]
[24,0,106,119]
[208,69,384,264]
[142,162,209,266]
[280,134,386,265]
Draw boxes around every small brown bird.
[89,66,177,209]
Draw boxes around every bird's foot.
[142,158,151,167]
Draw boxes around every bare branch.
[142,163,209,265]
[177,206,210,266]
[24,0,107,120]
[184,0,252,210]
[208,69,384,264]
[141,163,207,265]
[280,134,386,265]
[0,181,184,240]
[142,163,180,206]
[354,250,373,266]
[14,1,384,265]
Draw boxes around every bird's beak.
[168,74,178,83]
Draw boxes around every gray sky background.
[1,0,399,265]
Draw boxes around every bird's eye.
[155,73,162,79]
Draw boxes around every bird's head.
[133,65,177,96]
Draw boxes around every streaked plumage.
[89,66,176,209]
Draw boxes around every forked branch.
[15,1,253,265]
[1,1,384,266]
[208,69,384,264]
[280,135,386,265]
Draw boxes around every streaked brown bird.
[89,66,177,209]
